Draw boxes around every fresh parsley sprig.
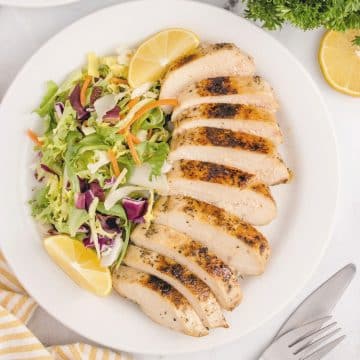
[242,0,360,31]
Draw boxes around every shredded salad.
[29,49,176,269]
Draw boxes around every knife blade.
[274,263,356,340]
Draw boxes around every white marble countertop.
[0,1,359,359]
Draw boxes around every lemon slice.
[44,235,112,296]
[128,28,200,87]
[319,30,360,97]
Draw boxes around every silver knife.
[274,263,356,341]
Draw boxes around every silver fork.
[260,316,345,360]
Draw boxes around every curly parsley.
[242,0,360,31]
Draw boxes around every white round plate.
[0,0,78,7]
[0,0,338,355]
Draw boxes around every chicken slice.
[153,196,270,275]
[131,223,242,310]
[169,127,290,185]
[113,266,208,337]
[124,245,227,328]
[167,160,276,225]
[171,76,278,119]
[172,103,283,145]
[160,43,255,111]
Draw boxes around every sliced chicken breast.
[169,127,290,185]
[167,160,276,225]
[153,196,270,275]
[172,76,278,119]
[124,245,227,328]
[113,266,208,337]
[172,103,283,145]
[131,223,242,310]
[160,43,255,111]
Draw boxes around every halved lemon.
[319,30,360,97]
[128,28,200,87]
[44,235,112,296]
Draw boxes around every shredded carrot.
[27,129,43,146]
[129,133,141,144]
[107,149,120,177]
[127,135,141,166]
[127,97,140,110]
[80,75,92,107]
[110,77,128,85]
[118,98,178,134]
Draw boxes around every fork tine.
[279,317,332,346]
[291,322,337,353]
[296,328,341,356]
[303,335,346,360]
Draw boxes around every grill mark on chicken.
[195,75,267,97]
[169,53,199,72]
[250,183,274,201]
[141,274,187,308]
[114,268,188,308]
[167,43,237,73]
[166,163,276,225]
[178,103,275,122]
[171,75,279,120]
[211,43,234,50]
[178,159,254,188]
[137,247,211,301]
[206,103,239,117]
[167,196,269,256]
[197,77,238,96]
[172,127,273,154]
[172,104,283,145]
[113,266,209,336]
[141,224,239,300]
[205,128,270,153]
[143,224,235,285]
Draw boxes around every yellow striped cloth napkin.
[0,253,131,360]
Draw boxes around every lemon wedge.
[319,30,360,97]
[44,235,112,296]
[128,28,200,87]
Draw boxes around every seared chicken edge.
[113,266,208,337]
[124,245,228,329]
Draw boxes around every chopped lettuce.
[30,50,170,268]
[139,141,170,177]
[68,208,88,237]
[35,81,58,117]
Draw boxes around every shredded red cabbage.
[103,106,120,120]
[75,193,86,209]
[104,176,116,189]
[83,236,115,251]
[96,213,121,233]
[54,102,64,118]
[78,224,90,234]
[122,198,148,223]
[78,177,89,193]
[89,181,105,201]
[69,84,90,120]
[84,190,95,210]
[90,86,102,105]
[40,164,58,176]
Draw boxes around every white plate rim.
[0,0,339,355]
